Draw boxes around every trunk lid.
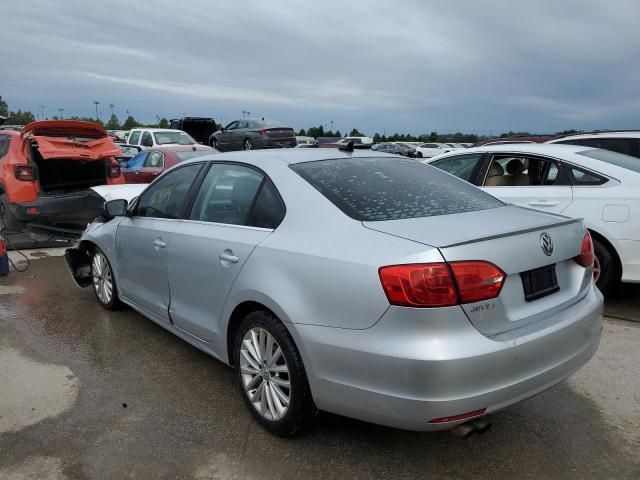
[22,120,108,138]
[364,206,591,337]
[264,127,294,139]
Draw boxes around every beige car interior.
[485,158,530,186]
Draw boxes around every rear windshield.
[153,131,196,145]
[291,157,504,221]
[577,148,640,174]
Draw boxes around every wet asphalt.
[0,253,639,480]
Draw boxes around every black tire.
[0,193,25,234]
[243,138,253,150]
[593,238,618,294]
[416,152,423,158]
[211,138,219,150]
[233,310,316,436]
[90,247,123,310]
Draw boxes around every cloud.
[2,0,640,134]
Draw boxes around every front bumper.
[10,189,105,235]
[294,285,603,431]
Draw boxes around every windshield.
[577,148,640,174]
[153,131,196,145]
[291,157,504,221]
[175,150,213,162]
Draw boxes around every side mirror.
[104,199,128,219]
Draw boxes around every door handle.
[219,250,239,265]
[153,239,167,249]
[528,200,559,207]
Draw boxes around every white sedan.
[414,142,456,158]
[426,143,640,292]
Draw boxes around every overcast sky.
[2,0,639,135]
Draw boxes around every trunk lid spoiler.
[362,206,580,248]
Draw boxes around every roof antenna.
[338,140,354,153]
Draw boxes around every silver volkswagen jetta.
[65,149,603,436]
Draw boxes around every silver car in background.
[65,149,603,436]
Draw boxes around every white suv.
[127,128,198,150]
[547,132,640,159]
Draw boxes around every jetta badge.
[540,232,554,256]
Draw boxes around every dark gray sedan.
[209,118,296,151]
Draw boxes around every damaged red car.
[0,120,124,237]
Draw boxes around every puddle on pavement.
[0,347,79,434]
[0,455,67,480]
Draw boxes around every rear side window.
[291,157,503,221]
[568,167,608,186]
[189,163,264,226]
[577,149,640,174]
[248,180,285,229]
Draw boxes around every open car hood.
[22,120,107,138]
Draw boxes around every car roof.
[179,148,398,167]
[132,128,184,133]
[548,131,640,141]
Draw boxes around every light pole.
[58,108,64,119]
[38,104,45,120]
[330,120,334,132]
[93,101,100,121]
[109,104,115,116]
[241,110,247,119]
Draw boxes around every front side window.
[141,131,153,147]
[291,157,503,221]
[128,131,141,145]
[225,122,238,130]
[189,164,264,225]
[432,153,483,182]
[135,164,202,219]
[484,155,569,187]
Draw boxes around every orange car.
[0,120,124,236]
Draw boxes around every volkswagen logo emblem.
[540,232,554,256]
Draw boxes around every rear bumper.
[255,137,296,149]
[9,189,105,234]
[294,285,603,431]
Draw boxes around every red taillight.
[378,261,505,308]
[449,261,505,304]
[14,165,35,181]
[574,231,594,268]
[428,408,487,424]
[379,263,458,307]
[108,161,121,178]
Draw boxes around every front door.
[166,163,279,341]
[115,163,204,321]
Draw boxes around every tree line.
[1,96,586,142]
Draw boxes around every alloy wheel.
[244,139,253,150]
[593,255,601,284]
[239,327,291,421]
[92,252,113,305]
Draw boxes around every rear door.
[166,162,284,341]
[480,153,573,214]
[116,163,203,321]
